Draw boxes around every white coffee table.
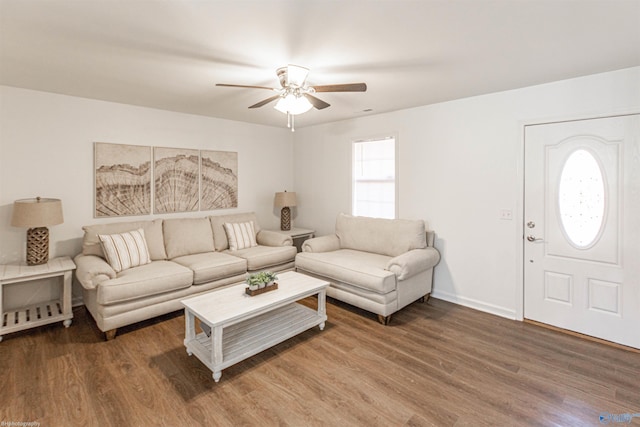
[181,271,329,382]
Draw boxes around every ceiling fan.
[217,64,367,131]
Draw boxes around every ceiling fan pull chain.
[291,114,295,132]
[287,112,291,128]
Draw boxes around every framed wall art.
[154,147,200,213]
[200,150,238,210]
[94,142,152,217]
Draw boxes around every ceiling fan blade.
[216,83,276,90]
[249,95,281,109]
[305,94,331,110]
[312,83,367,92]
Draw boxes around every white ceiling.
[1,0,639,129]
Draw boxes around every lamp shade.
[274,94,312,115]
[274,191,297,208]
[11,197,64,228]
[286,65,310,87]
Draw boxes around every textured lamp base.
[26,227,49,266]
[280,206,291,231]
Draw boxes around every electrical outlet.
[500,209,513,220]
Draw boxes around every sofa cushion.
[209,212,261,251]
[172,252,247,285]
[99,228,151,273]
[83,219,166,261]
[96,261,193,305]
[227,245,297,271]
[164,217,215,259]
[295,249,396,294]
[336,213,426,257]
[224,221,258,250]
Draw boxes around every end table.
[0,256,76,342]
[267,228,315,252]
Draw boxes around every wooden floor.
[1,297,638,427]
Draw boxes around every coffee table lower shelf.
[184,303,325,382]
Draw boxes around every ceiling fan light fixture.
[286,64,309,87]
[274,93,312,115]
[217,64,366,132]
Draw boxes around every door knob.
[527,235,543,242]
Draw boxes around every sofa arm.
[74,254,116,290]
[302,235,340,253]
[386,248,441,281]
[257,230,293,247]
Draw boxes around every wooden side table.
[0,256,76,342]
[267,227,315,252]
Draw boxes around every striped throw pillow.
[98,228,151,273]
[223,221,258,251]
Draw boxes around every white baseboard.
[72,296,84,308]
[431,289,517,320]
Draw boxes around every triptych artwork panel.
[94,142,238,217]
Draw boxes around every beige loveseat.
[74,212,296,339]
[295,213,440,324]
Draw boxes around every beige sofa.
[74,212,296,339]
[295,213,440,324]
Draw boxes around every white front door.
[524,114,640,349]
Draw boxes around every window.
[558,149,606,248]
[352,137,396,219]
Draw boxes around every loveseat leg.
[377,314,391,325]
[419,293,431,303]
[105,329,117,341]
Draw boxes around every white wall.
[293,67,640,319]
[2,67,639,318]
[0,86,293,306]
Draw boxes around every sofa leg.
[377,314,391,325]
[105,329,117,341]
[419,293,431,303]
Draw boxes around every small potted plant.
[246,274,261,291]
[245,271,279,295]
[263,271,278,287]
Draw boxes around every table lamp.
[11,197,64,265]
[274,191,297,231]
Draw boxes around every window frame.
[351,134,399,219]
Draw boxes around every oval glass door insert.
[558,149,606,248]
